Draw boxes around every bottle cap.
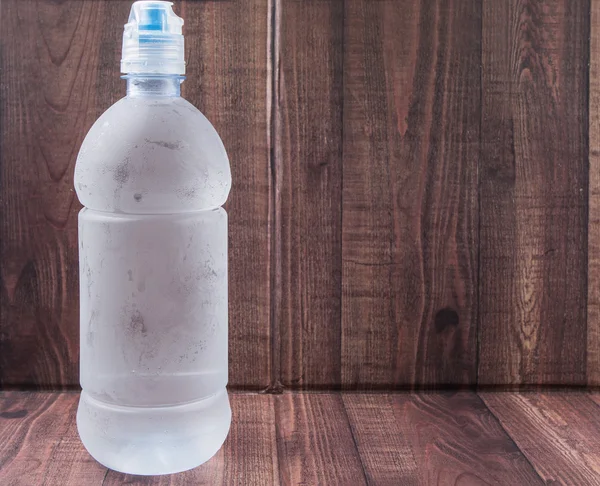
[121,1,185,75]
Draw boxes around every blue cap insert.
[121,1,185,74]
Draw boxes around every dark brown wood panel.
[0,0,595,390]
[181,0,271,389]
[275,393,366,485]
[341,0,480,387]
[105,394,279,485]
[94,1,131,117]
[589,0,600,387]
[0,392,107,485]
[0,0,271,389]
[482,393,600,484]
[479,0,589,385]
[396,392,544,485]
[343,394,419,484]
[0,0,107,387]
[275,0,344,389]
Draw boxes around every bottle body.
[75,81,231,475]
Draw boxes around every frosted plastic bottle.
[74,1,231,475]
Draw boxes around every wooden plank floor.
[1,392,600,485]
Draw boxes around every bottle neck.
[125,75,183,97]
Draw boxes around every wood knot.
[0,409,28,419]
[434,308,459,333]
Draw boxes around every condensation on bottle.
[74,1,232,475]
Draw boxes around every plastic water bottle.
[74,1,231,475]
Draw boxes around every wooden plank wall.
[0,0,271,389]
[589,0,600,387]
[0,0,594,389]
[479,0,589,386]
[341,0,480,388]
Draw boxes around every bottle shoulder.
[75,96,231,214]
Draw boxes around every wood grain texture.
[343,394,419,485]
[344,393,543,485]
[479,0,589,385]
[0,0,108,387]
[0,0,595,390]
[396,392,544,485]
[275,0,344,389]
[5,391,600,485]
[589,0,600,387]
[104,394,279,485]
[179,0,272,389]
[589,392,600,408]
[482,392,600,485]
[342,0,480,387]
[275,393,366,485]
[0,392,107,485]
[0,0,271,389]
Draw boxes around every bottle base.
[77,389,231,475]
